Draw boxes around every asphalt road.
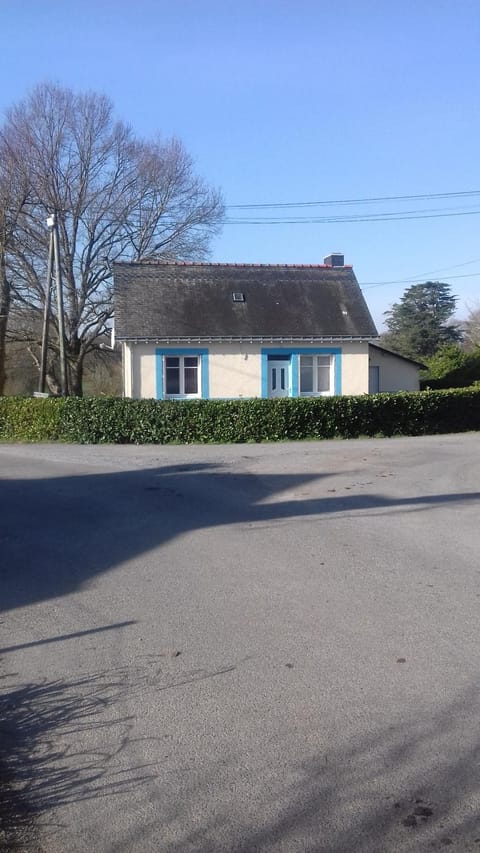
[1,434,480,853]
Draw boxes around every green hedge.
[0,397,65,442]
[1,388,480,444]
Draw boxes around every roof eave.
[117,334,375,344]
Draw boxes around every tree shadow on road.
[156,681,480,853]
[1,455,480,850]
[0,659,159,850]
[1,459,479,614]
[3,665,480,853]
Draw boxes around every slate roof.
[113,261,378,341]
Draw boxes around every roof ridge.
[117,260,353,269]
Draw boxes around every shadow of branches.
[1,642,480,852]
[157,682,480,853]
[0,666,157,850]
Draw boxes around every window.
[299,355,334,396]
[156,349,208,399]
[164,356,199,397]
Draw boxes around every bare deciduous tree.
[0,147,30,394]
[463,303,480,351]
[1,83,224,395]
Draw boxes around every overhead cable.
[227,190,480,210]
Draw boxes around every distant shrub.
[421,346,480,389]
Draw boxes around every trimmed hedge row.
[0,397,65,442]
[1,387,480,444]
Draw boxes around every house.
[113,254,421,400]
[368,343,425,393]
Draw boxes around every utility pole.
[51,212,68,396]
[38,223,55,394]
[40,211,68,396]
[38,212,68,396]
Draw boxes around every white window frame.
[164,355,201,399]
[299,354,335,397]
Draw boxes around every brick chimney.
[324,253,344,267]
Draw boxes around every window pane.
[166,366,180,394]
[300,356,313,392]
[165,357,179,368]
[184,357,197,367]
[184,366,198,394]
[316,357,331,393]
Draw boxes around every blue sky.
[1,0,479,329]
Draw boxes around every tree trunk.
[45,370,62,396]
[69,353,84,397]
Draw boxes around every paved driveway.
[1,434,480,852]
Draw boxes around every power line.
[225,209,480,225]
[360,257,480,289]
[361,271,480,290]
[394,257,480,281]
[227,190,480,210]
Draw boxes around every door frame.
[261,352,292,398]
[267,357,291,398]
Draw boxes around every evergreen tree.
[382,281,461,360]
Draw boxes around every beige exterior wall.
[123,341,372,399]
[207,343,262,397]
[122,343,132,397]
[124,342,157,398]
[368,347,420,392]
[338,342,370,395]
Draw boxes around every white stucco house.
[113,254,422,400]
